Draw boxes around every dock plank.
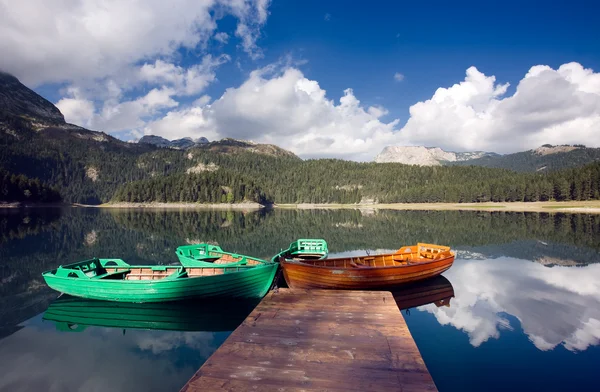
[181,288,437,392]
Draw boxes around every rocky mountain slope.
[375,146,497,165]
[0,72,64,124]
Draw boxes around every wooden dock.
[181,289,437,392]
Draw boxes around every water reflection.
[419,257,600,352]
[0,316,227,391]
[43,296,260,333]
[391,275,454,311]
[2,208,600,391]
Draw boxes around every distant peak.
[375,145,495,165]
[533,145,583,156]
[138,134,210,149]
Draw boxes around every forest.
[2,116,600,205]
[111,154,600,205]
[0,168,62,203]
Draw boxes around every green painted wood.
[42,257,278,302]
[271,238,329,263]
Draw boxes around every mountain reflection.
[419,258,600,352]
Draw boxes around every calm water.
[1,208,599,391]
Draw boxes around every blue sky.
[2,0,600,159]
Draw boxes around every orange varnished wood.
[180,289,437,392]
[281,243,455,290]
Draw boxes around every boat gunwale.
[280,253,455,271]
[42,262,278,284]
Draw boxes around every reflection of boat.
[271,239,329,262]
[42,295,260,332]
[280,243,455,289]
[175,243,271,268]
[390,275,454,310]
[42,257,278,302]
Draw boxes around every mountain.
[0,72,300,204]
[199,138,298,158]
[375,146,498,165]
[0,71,64,124]
[448,144,600,172]
[138,135,209,149]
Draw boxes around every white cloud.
[142,61,600,159]
[0,0,269,86]
[393,72,404,82]
[139,55,230,96]
[421,257,600,352]
[58,86,180,132]
[143,66,400,159]
[324,13,331,21]
[228,0,271,59]
[399,62,600,153]
[214,32,230,44]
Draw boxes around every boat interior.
[177,244,266,266]
[295,243,453,268]
[49,258,259,281]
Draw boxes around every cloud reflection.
[0,319,226,391]
[421,258,600,352]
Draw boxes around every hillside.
[0,73,300,204]
[447,144,600,172]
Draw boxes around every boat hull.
[281,255,454,290]
[43,264,278,302]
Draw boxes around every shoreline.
[274,201,600,214]
[90,202,265,210]
[2,200,600,214]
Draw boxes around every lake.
[1,208,599,391]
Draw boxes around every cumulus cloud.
[139,55,230,96]
[400,62,600,153]
[58,86,180,132]
[421,257,600,352]
[143,66,400,160]
[143,61,600,159]
[0,0,269,86]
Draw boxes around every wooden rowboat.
[176,243,270,268]
[42,257,278,302]
[280,243,455,290]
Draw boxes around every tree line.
[0,168,61,203]
[111,154,600,204]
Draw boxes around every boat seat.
[96,269,131,279]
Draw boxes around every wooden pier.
[181,289,437,391]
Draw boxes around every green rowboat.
[42,257,278,302]
[271,239,329,263]
[176,243,270,268]
[43,295,260,332]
